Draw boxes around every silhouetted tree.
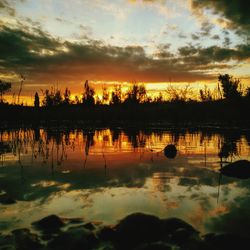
[124,83,147,104]
[245,87,250,100]
[82,80,95,106]
[42,88,63,107]
[74,95,80,104]
[199,85,213,102]
[218,74,242,101]
[166,84,193,102]
[63,88,71,105]
[101,85,109,104]
[53,90,63,106]
[110,85,122,105]
[17,74,25,105]
[154,92,164,103]
[34,92,39,108]
[0,80,11,103]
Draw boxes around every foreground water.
[0,127,250,237]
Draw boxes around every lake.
[1,127,250,237]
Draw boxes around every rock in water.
[48,226,97,250]
[32,214,64,231]
[0,194,16,205]
[161,217,197,235]
[114,213,163,249]
[12,228,43,250]
[220,160,250,179]
[204,233,250,250]
[164,145,177,159]
[135,242,172,250]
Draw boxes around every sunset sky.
[0,0,250,104]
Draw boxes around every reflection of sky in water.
[0,128,250,235]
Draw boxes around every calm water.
[0,127,250,235]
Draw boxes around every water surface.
[0,127,250,236]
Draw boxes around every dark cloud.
[153,44,174,59]
[129,0,166,3]
[211,34,220,40]
[55,17,63,22]
[178,33,187,39]
[223,37,231,47]
[0,24,213,84]
[178,44,250,66]
[1,23,249,88]
[191,0,250,35]
[0,0,15,16]
[207,192,250,238]
[191,33,200,40]
[200,21,214,36]
[191,21,214,40]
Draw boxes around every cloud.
[0,22,249,90]
[223,37,231,47]
[211,34,220,40]
[191,33,200,40]
[200,21,214,36]
[153,43,174,58]
[191,0,250,35]
[129,0,166,4]
[0,0,15,16]
[178,32,187,39]
[178,44,250,67]
[206,194,250,238]
[0,23,215,85]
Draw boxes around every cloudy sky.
[0,0,250,102]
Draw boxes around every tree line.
[0,75,250,108]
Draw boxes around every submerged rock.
[97,226,116,242]
[135,242,172,250]
[0,233,15,250]
[0,194,16,205]
[220,160,250,179]
[204,233,250,250]
[110,213,198,249]
[114,213,163,248]
[83,222,96,231]
[12,228,43,250]
[164,145,177,159]
[48,226,98,250]
[66,217,85,224]
[161,218,198,236]
[32,214,64,232]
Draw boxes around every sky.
[0,0,250,104]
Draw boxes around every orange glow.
[3,81,218,106]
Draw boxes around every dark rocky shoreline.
[0,213,249,250]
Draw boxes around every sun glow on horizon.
[3,80,223,106]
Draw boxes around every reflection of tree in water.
[218,130,240,162]
[0,141,11,166]
[0,129,72,172]
[0,128,249,172]
[123,129,147,149]
[83,131,94,168]
[111,129,120,144]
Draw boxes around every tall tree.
[63,88,71,105]
[17,75,25,105]
[101,85,109,104]
[34,92,40,108]
[218,74,242,101]
[110,85,122,105]
[124,83,147,104]
[82,80,95,106]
